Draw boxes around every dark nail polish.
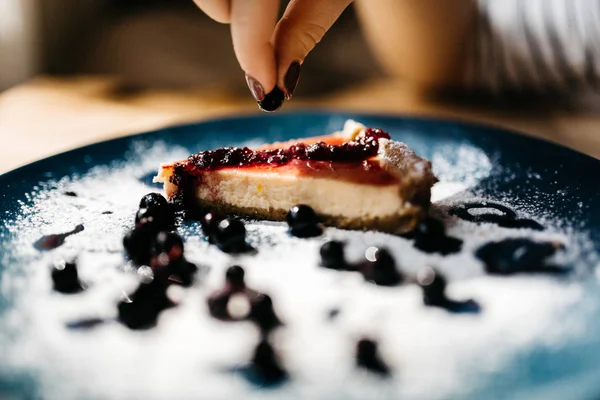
[284,61,301,100]
[245,74,265,102]
[258,86,285,112]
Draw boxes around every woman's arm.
[355,0,477,90]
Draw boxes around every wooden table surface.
[1,75,599,174]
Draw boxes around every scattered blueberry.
[226,265,246,289]
[207,266,248,320]
[200,212,222,243]
[123,224,157,266]
[249,294,282,335]
[34,224,85,251]
[319,240,348,270]
[476,238,567,275]
[360,247,403,286]
[249,339,287,385]
[168,259,198,287]
[139,192,168,210]
[152,232,184,263]
[118,271,174,330]
[416,267,480,313]
[63,191,78,197]
[409,218,462,255]
[356,339,390,376]
[215,218,248,253]
[51,260,84,294]
[286,205,323,238]
[135,206,172,231]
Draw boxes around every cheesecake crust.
[197,198,425,234]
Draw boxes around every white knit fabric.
[470,0,600,92]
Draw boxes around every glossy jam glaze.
[168,129,396,187]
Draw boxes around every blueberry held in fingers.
[257,86,285,112]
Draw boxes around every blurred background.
[0,0,599,173]
[0,0,380,94]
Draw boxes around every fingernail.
[283,61,301,100]
[245,74,265,102]
[257,86,285,113]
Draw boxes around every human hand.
[193,0,353,111]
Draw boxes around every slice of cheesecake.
[154,120,437,234]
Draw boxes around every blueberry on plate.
[319,240,348,270]
[139,192,168,210]
[51,259,84,294]
[286,204,323,238]
[356,339,390,376]
[360,247,403,286]
[215,218,248,252]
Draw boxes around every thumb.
[273,0,353,99]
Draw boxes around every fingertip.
[193,0,231,24]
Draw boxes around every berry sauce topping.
[449,202,544,231]
[51,260,84,294]
[286,204,323,238]
[416,267,480,313]
[405,217,462,255]
[356,339,390,376]
[476,238,568,275]
[173,128,390,178]
[34,224,85,251]
[360,247,403,286]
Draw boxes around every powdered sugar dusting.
[0,134,599,400]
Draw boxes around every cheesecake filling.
[155,120,436,233]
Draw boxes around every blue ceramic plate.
[1,112,600,400]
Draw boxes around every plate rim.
[1,110,599,180]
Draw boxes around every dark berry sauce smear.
[34,224,85,251]
[449,202,544,231]
[173,128,390,179]
[476,238,568,275]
